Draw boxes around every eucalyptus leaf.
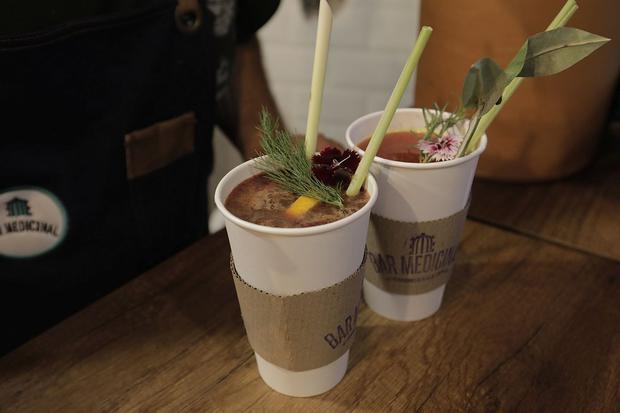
[506,27,610,78]
[461,57,509,116]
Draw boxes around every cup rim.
[345,108,487,170]
[214,157,378,236]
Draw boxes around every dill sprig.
[253,110,344,208]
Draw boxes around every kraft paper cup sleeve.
[365,199,469,295]
[230,252,366,372]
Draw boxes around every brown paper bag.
[415,0,620,182]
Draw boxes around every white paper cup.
[346,108,487,321]
[214,158,378,397]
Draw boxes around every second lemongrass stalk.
[346,26,433,197]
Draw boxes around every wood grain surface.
[470,130,620,261]
[1,220,619,412]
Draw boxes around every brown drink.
[215,157,378,397]
[358,130,424,163]
[225,173,369,228]
[346,108,487,321]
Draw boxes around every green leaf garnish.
[461,58,510,117]
[457,26,610,157]
[507,27,610,78]
[253,109,344,208]
[462,27,609,119]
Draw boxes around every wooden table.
[2,148,619,412]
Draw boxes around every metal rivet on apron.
[175,0,203,34]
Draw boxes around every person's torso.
[0,0,246,352]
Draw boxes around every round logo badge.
[0,187,68,258]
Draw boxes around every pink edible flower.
[417,133,463,162]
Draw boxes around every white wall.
[259,0,421,140]
[208,0,421,230]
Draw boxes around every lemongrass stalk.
[346,26,433,197]
[464,0,579,155]
[304,0,333,159]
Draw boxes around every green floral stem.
[463,0,579,155]
[456,110,481,158]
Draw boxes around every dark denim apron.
[0,0,217,352]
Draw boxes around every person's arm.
[229,35,341,159]
[234,36,281,159]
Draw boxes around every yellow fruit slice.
[286,196,319,217]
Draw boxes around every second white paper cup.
[215,158,378,397]
[346,108,487,321]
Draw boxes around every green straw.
[304,0,333,159]
[346,26,433,197]
[465,0,579,154]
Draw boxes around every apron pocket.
[125,112,196,179]
[125,112,207,266]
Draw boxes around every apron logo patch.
[0,188,68,258]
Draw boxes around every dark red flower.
[339,149,361,172]
[311,147,361,188]
[312,164,337,186]
[312,147,342,165]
